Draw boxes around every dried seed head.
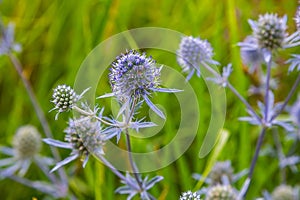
[13,125,41,159]
[109,50,160,102]
[205,185,237,200]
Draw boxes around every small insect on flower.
[177,36,218,81]
[50,84,89,120]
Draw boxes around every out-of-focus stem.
[8,53,68,185]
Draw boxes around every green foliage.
[0,0,299,199]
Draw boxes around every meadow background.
[0,0,299,199]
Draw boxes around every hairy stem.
[8,54,68,185]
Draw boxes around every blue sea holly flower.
[177,36,219,81]
[43,117,105,172]
[115,172,163,200]
[101,50,181,119]
[50,84,89,120]
[240,36,264,73]
[239,13,300,61]
[0,125,53,177]
[179,191,202,200]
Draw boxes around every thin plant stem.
[98,155,139,190]
[123,98,143,190]
[240,127,267,197]
[227,83,261,123]
[272,129,286,183]
[202,62,261,123]
[271,74,300,121]
[73,106,116,126]
[8,53,68,185]
[264,56,272,123]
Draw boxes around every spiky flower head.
[208,161,234,185]
[180,191,202,200]
[51,84,79,117]
[109,50,160,102]
[251,13,287,50]
[64,118,105,162]
[271,185,296,200]
[295,6,300,31]
[13,125,41,159]
[177,36,217,80]
[205,185,237,200]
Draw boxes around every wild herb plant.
[1,2,300,200]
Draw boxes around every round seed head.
[13,125,41,159]
[209,161,234,185]
[51,84,79,113]
[177,36,214,73]
[109,50,160,102]
[64,118,105,160]
[271,185,296,200]
[253,13,287,50]
[205,185,237,200]
[180,191,201,200]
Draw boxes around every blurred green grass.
[0,0,299,199]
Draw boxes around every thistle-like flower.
[109,50,160,101]
[0,21,21,55]
[205,185,237,200]
[271,185,297,200]
[252,13,287,50]
[240,36,263,73]
[115,172,163,200]
[43,117,105,172]
[179,191,202,200]
[13,125,41,159]
[193,160,247,186]
[177,36,218,81]
[0,125,52,177]
[101,50,181,119]
[239,13,300,62]
[50,84,89,120]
